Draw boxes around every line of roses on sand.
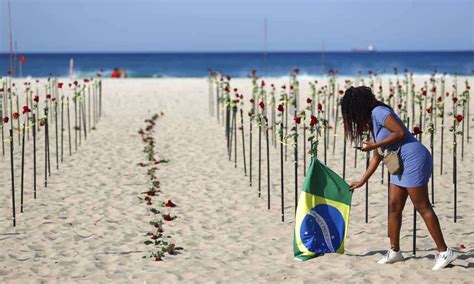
[137,113,182,261]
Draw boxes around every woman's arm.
[350,148,383,190]
[361,114,406,152]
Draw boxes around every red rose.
[421,90,427,96]
[146,191,156,196]
[22,105,31,114]
[459,244,466,249]
[2,117,9,123]
[310,115,317,126]
[294,116,301,124]
[389,94,394,99]
[225,86,230,93]
[259,101,265,109]
[452,97,458,103]
[290,85,294,90]
[73,81,78,86]
[445,92,449,97]
[431,87,436,93]
[397,104,402,109]
[251,69,256,76]
[233,88,238,92]
[248,111,253,117]
[270,84,275,88]
[277,104,284,112]
[338,90,344,95]
[155,256,162,261]
[165,200,176,207]
[437,96,442,103]
[239,95,243,100]
[456,114,463,123]
[46,94,51,99]
[306,97,312,104]
[426,106,432,114]
[12,112,19,119]
[151,235,158,240]
[84,78,90,83]
[413,126,423,135]
[281,85,286,90]
[57,82,63,89]
[163,214,174,221]
[250,98,255,104]
[317,103,323,111]
[226,75,231,81]
[260,80,265,87]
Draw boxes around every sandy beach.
[0,77,472,282]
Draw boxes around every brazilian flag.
[294,157,353,261]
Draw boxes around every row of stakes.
[207,68,470,256]
[1,75,104,227]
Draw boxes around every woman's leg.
[407,184,448,252]
[388,183,409,251]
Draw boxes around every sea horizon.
[1,51,473,78]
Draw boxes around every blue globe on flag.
[300,204,345,254]
[293,157,352,261]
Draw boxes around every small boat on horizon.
[351,45,376,52]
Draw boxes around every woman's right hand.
[350,179,366,190]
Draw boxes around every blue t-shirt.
[371,106,416,151]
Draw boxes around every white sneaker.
[377,249,405,264]
[432,248,457,270]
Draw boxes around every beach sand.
[0,76,472,282]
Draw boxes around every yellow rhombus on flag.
[294,157,353,261]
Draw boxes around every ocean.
[0,51,472,78]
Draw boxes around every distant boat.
[352,45,376,52]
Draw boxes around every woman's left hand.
[361,141,378,152]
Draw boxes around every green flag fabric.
[293,157,353,261]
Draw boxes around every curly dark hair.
[341,86,391,145]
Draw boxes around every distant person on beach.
[111,68,120,78]
[120,68,127,78]
[341,86,456,270]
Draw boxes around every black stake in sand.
[61,97,64,162]
[365,149,370,223]
[249,115,253,186]
[240,109,247,176]
[280,122,284,222]
[258,117,262,198]
[33,114,37,199]
[234,109,237,168]
[55,100,59,170]
[67,97,71,156]
[265,117,270,209]
[20,124,25,213]
[10,129,16,227]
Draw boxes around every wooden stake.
[240,109,247,176]
[55,100,59,170]
[280,122,284,222]
[234,109,237,168]
[33,114,37,199]
[20,124,25,213]
[61,97,64,162]
[258,118,262,198]
[67,97,72,156]
[365,149,370,223]
[9,129,16,227]
[265,117,270,210]
[249,115,253,186]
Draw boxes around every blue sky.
[0,0,472,52]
